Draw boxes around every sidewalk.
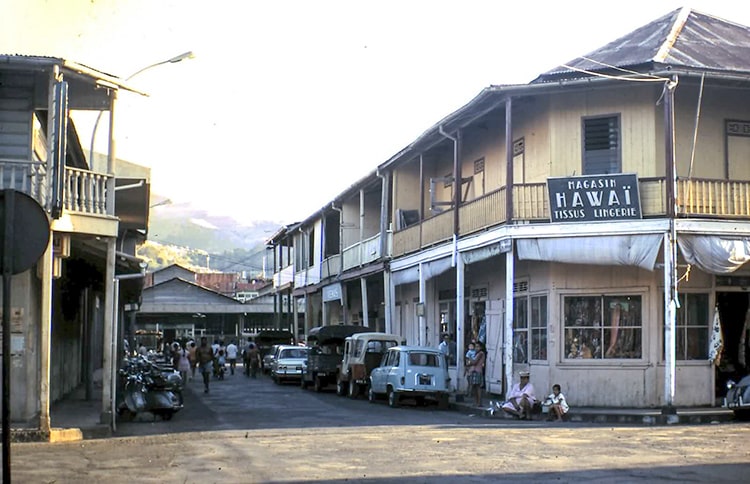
[28,386,738,443]
[451,393,736,425]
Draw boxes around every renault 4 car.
[368,345,450,409]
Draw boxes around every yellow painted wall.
[673,82,750,180]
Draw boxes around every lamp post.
[88,51,195,165]
[149,198,172,209]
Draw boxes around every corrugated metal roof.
[0,54,146,95]
[534,8,750,82]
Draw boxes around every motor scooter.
[117,356,183,421]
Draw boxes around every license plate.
[418,374,432,385]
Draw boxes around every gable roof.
[140,277,249,313]
[535,8,750,83]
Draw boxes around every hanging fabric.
[708,307,723,366]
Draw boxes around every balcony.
[0,159,114,217]
[342,233,382,271]
[391,177,749,257]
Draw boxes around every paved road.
[115,365,468,436]
[11,369,750,483]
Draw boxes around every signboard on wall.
[322,282,342,303]
[547,173,642,223]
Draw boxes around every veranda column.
[360,278,369,328]
[418,262,426,346]
[101,237,116,424]
[456,255,465,393]
[384,271,394,334]
[38,238,53,434]
[504,247,514,398]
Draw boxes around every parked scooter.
[117,356,183,421]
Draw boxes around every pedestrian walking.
[195,336,215,393]
[226,340,239,375]
[177,344,191,383]
[188,341,197,379]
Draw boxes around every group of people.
[161,337,243,394]
[499,372,569,421]
[442,334,570,421]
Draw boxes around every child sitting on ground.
[542,383,569,421]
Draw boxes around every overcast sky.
[3,1,750,227]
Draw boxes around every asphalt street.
[10,368,750,483]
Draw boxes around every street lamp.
[149,198,172,209]
[88,51,195,165]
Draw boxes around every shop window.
[668,293,709,360]
[563,295,642,359]
[530,295,548,360]
[514,294,548,363]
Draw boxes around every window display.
[563,295,642,359]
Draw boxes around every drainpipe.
[438,125,460,267]
[331,202,343,276]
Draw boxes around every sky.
[3,1,750,227]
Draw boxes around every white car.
[270,345,309,384]
[368,345,450,408]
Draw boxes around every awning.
[391,256,453,286]
[678,234,750,274]
[517,234,662,271]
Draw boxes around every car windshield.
[279,348,307,359]
[408,352,440,367]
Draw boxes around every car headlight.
[726,380,736,390]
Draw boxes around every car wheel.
[348,381,359,399]
[437,394,449,410]
[314,376,323,392]
[336,378,347,396]
[368,385,376,403]
[272,374,279,384]
[387,388,399,408]
[734,409,750,421]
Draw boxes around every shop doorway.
[715,292,750,398]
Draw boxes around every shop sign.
[322,282,342,303]
[547,173,641,223]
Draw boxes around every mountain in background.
[138,198,286,274]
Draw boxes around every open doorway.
[715,292,750,398]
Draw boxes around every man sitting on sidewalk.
[501,371,536,419]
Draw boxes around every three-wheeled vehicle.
[300,325,368,392]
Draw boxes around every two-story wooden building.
[269,8,750,408]
[0,55,149,437]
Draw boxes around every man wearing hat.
[501,371,537,419]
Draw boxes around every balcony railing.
[64,167,112,215]
[0,159,114,217]
[273,265,294,288]
[321,254,341,279]
[391,176,750,257]
[678,177,750,217]
[0,158,46,205]
[342,233,382,271]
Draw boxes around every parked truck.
[336,332,404,398]
[300,325,368,392]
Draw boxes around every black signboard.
[547,173,641,223]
